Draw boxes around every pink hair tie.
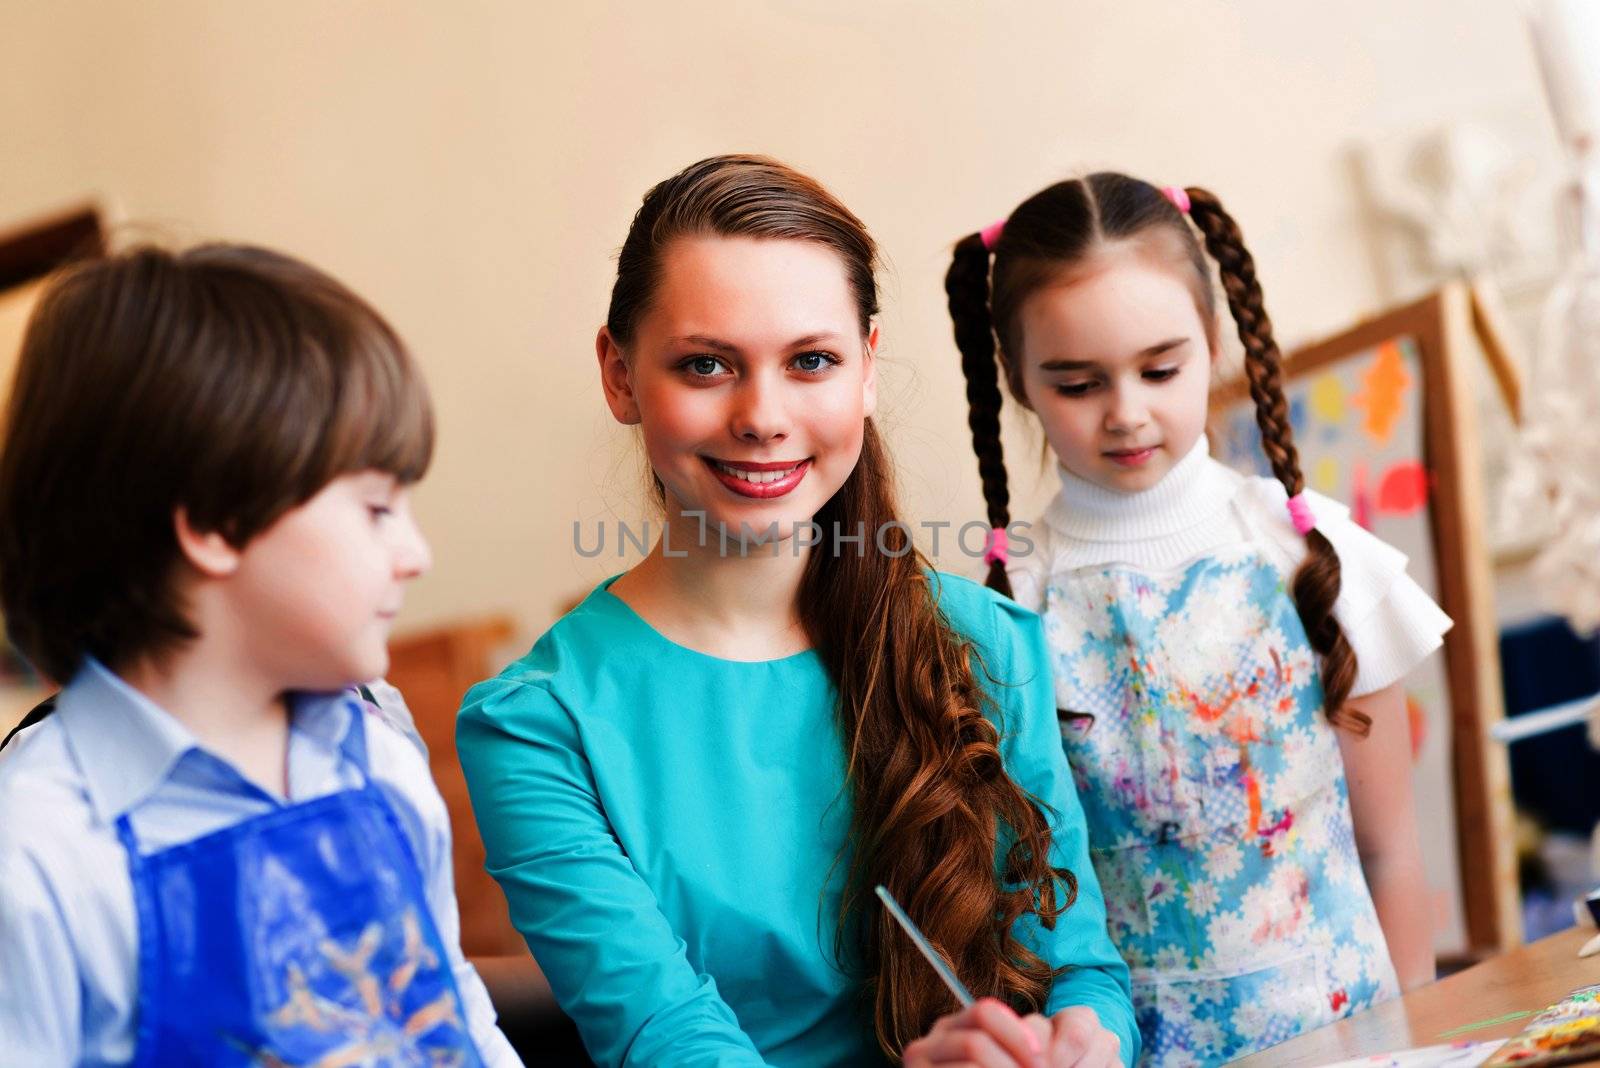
[979,218,1006,251]
[1161,185,1191,214]
[983,526,1009,565]
[1286,493,1316,536]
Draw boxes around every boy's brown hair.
[0,243,433,683]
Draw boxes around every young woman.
[457,155,1138,1067]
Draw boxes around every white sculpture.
[1507,0,1600,633]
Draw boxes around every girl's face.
[599,235,877,544]
[1014,248,1216,494]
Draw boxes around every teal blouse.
[457,572,1137,1067]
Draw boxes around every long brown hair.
[944,173,1366,733]
[607,155,1077,1054]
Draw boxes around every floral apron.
[1039,545,1398,1066]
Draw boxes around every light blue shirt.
[0,659,520,1068]
[458,571,1138,1067]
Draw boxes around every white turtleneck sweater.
[1008,436,1452,697]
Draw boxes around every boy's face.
[227,471,431,689]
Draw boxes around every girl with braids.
[944,174,1451,1066]
[456,156,1136,1068]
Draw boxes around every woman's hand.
[1032,1006,1120,1067]
[904,1000,1120,1068]
[903,998,1047,1068]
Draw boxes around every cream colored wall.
[0,0,1557,648]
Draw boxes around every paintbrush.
[875,884,976,1008]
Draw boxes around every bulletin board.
[1209,281,1523,960]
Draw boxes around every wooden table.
[1232,927,1599,1065]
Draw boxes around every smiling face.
[1015,245,1216,493]
[599,234,877,543]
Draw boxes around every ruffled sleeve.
[1239,480,1454,697]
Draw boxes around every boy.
[0,244,520,1066]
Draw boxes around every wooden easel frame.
[1213,280,1523,957]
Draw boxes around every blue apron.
[1038,546,1398,1067]
[115,702,485,1067]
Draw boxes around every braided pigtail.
[1184,187,1368,734]
[944,231,1013,595]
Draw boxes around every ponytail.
[807,422,1069,1053]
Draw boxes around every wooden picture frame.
[0,204,105,291]
[0,202,106,395]
[1210,280,1522,959]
